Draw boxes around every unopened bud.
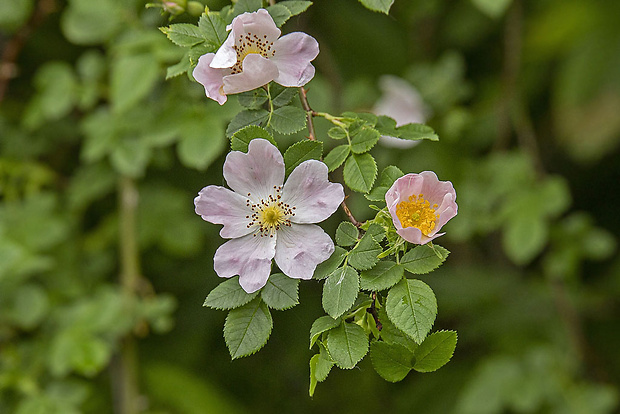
[187,1,205,16]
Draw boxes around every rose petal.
[224,139,285,202]
[274,223,334,280]
[281,160,344,224]
[192,53,230,105]
[194,185,254,239]
[222,54,279,95]
[271,32,319,87]
[213,233,276,293]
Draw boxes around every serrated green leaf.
[343,153,377,193]
[166,56,191,80]
[261,273,299,310]
[237,88,268,109]
[203,277,259,310]
[375,115,398,136]
[322,266,360,319]
[314,246,347,280]
[350,126,380,154]
[276,1,313,15]
[370,341,414,382]
[358,0,394,14]
[269,105,306,135]
[309,354,319,397]
[266,4,292,27]
[198,12,227,48]
[224,298,273,359]
[232,0,262,16]
[378,307,418,353]
[188,43,215,66]
[230,125,277,152]
[365,165,404,201]
[177,116,225,170]
[110,54,159,113]
[336,221,358,247]
[326,322,369,369]
[226,109,269,137]
[323,145,350,172]
[270,84,299,107]
[348,232,381,271]
[397,123,438,141]
[401,245,449,275]
[386,279,437,344]
[366,223,386,242]
[310,316,340,348]
[360,261,403,291]
[160,24,205,47]
[283,140,322,176]
[413,330,457,372]
[316,342,334,381]
[328,127,348,140]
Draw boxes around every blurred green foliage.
[1,0,619,413]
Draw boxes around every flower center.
[231,32,275,74]
[395,194,439,236]
[246,186,295,237]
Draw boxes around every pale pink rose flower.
[192,9,319,105]
[385,171,457,245]
[373,75,431,148]
[195,139,344,293]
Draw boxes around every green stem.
[112,176,141,414]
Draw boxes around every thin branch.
[299,86,316,141]
[341,197,361,228]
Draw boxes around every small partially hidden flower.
[193,9,319,105]
[372,75,431,149]
[385,171,457,245]
[195,139,344,293]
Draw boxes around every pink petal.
[274,223,334,280]
[194,185,254,239]
[223,139,285,202]
[212,9,281,69]
[281,160,344,224]
[213,233,276,293]
[271,32,319,87]
[193,54,230,105]
[222,54,278,94]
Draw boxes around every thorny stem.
[299,86,316,141]
[0,0,56,103]
[299,87,362,227]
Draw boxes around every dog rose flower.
[385,171,457,245]
[193,9,319,105]
[195,139,344,293]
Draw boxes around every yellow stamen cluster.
[231,32,275,74]
[246,186,295,237]
[395,194,439,236]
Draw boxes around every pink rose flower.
[193,9,319,105]
[373,75,431,149]
[195,139,344,293]
[385,171,457,245]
